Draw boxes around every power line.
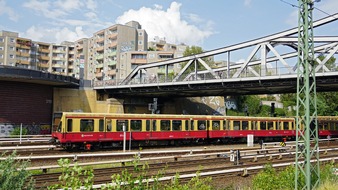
[280,0,338,19]
[280,0,299,8]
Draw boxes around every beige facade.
[1,22,188,83]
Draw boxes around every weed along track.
[30,145,338,189]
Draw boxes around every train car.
[50,112,338,150]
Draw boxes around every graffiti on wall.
[201,96,226,115]
[0,123,51,137]
[0,124,14,137]
[225,98,237,110]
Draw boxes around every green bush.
[10,127,27,137]
[253,163,338,190]
[51,156,215,190]
[48,158,94,190]
[0,151,35,190]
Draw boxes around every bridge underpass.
[93,14,338,113]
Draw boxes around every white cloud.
[23,0,67,19]
[244,0,252,7]
[22,25,88,43]
[54,0,84,12]
[0,0,19,21]
[115,1,214,45]
[85,0,97,12]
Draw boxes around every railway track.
[31,146,338,189]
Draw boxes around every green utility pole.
[296,0,320,190]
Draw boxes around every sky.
[1,0,338,54]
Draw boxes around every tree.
[0,152,35,190]
[181,46,215,74]
[243,95,261,116]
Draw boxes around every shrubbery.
[0,151,34,190]
[252,163,338,190]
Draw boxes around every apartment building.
[0,30,76,77]
[87,21,148,82]
[1,21,189,84]
[0,31,18,67]
[119,42,187,83]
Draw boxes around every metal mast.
[295,0,320,189]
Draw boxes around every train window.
[191,120,195,130]
[242,121,248,130]
[252,121,257,130]
[99,119,104,132]
[152,120,157,131]
[284,122,289,130]
[185,120,189,131]
[80,119,94,132]
[224,120,229,130]
[198,120,206,130]
[172,120,182,131]
[117,120,128,131]
[212,121,220,130]
[131,120,142,131]
[67,119,72,132]
[268,122,274,130]
[233,121,240,130]
[260,121,267,130]
[57,121,62,132]
[146,120,150,131]
[160,120,170,131]
[106,119,112,132]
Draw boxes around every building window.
[138,40,143,45]
[9,54,14,59]
[9,46,15,51]
[0,38,3,42]
[0,54,3,58]
[139,32,143,36]
[0,47,3,50]
[10,38,15,43]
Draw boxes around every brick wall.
[0,81,53,124]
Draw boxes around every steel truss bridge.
[94,13,338,98]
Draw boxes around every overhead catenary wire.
[280,0,338,19]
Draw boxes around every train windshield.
[57,121,62,132]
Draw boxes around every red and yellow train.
[51,112,338,150]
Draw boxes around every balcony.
[107,70,116,76]
[107,33,117,39]
[38,48,50,53]
[107,60,116,66]
[76,44,83,50]
[16,51,30,57]
[52,49,66,53]
[108,41,117,48]
[52,56,65,61]
[96,63,104,69]
[16,59,29,65]
[96,37,104,43]
[39,63,49,68]
[131,58,147,64]
[16,44,31,49]
[96,54,104,60]
[52,64,66,68]
[96,46,104,52]
[95,72,103,77]
[107,51,116,57]
[39,55,50,60]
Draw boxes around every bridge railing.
[93,65,338,88]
